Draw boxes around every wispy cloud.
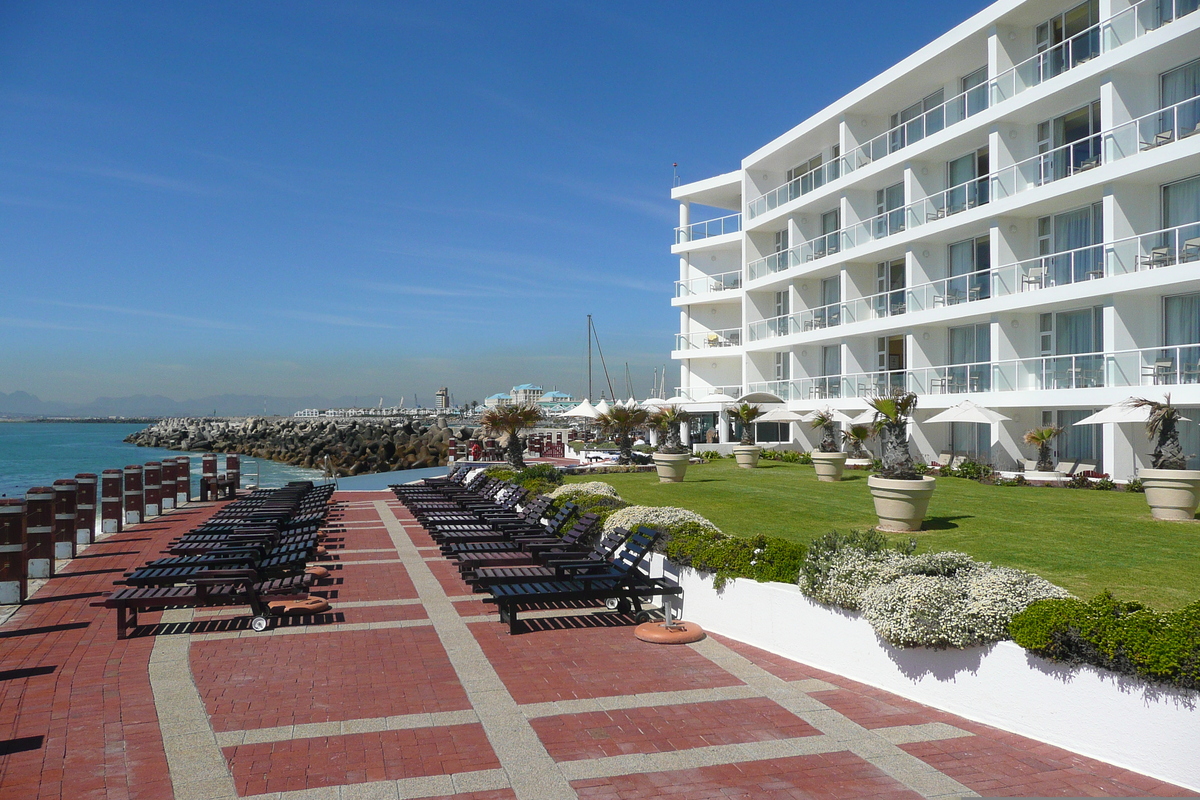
[271,310,398,330]
[0,316,98,332]
[45,164,220,197]
[40,301,248,330]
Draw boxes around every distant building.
[294,409,322,418]
[510,384,544,405]
[483,385,576,413]
[484,393,512,408]
[435,387,450,409]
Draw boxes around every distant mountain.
[0,391,392,418]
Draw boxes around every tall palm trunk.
[506,434,526,469]
[880,420,915,478]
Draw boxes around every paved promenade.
[0,491,1193,799]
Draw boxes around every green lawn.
[566,459,1200,609]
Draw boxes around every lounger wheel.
[250,615,270,632]
[635,611,652,624]
[605,598,620,610]
[616,598,633,614]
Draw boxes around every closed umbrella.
[923,400,1011,425]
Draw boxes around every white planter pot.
[652,452,691,483]
[810,451,847,482]
[1024,470,1064,484]
[845,457,873,468]
[732,445,761,469]
[867,475,936,532]
[1139,468,1200,521]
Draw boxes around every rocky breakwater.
[125,417,474,476]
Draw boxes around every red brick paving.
[711,633,830,682]
[192,627,470,731]
[310,561,418,601]
[532,697,821,761]
[222,724,500,795]
[427,557,475,596]
[570,752,923,800]
[470,621,744,704]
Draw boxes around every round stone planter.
[810,451,848,482]
[1139,468,1200,521]
[732,445,761,469]
[867,475,937,532]
[652,452,691,483]
[1024,470,1064,484]
[845,457,873,468]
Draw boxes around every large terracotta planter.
[732,445,761,469]
[652,452,691,483]
[867,475,936,532]
[810,451,847,482]
[1139,468,1200,521]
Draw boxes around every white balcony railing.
[1105,93,1200,161]
[675,213,742,245]
[992,135,1103,199]
[675,269,742,298]
[675,327,743,351]
[673,385,743,401]
[742,0,1198,225]
[991,0,1197,105]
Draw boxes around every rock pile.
[125,417,475,476]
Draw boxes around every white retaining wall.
[648,556,1200,792]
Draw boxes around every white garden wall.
[647,556,1200,792]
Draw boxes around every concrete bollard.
[100,469,123,533]
[448,439,458,462]
[74,473,97,546]
[123,465,144,526]
[201,455,217,501]
[0,499,26,604]
[25,487,55,579]
[175,456,191,505]
[226,454,240,493]
[143,461,162,518]
[160,460,176,511]
[52,479,78,561]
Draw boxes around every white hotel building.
[671,0,1200,477]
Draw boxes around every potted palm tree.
[1129,395,1200,521]
[1022,426,1064,483]
[479,403,544,469]
[866,390,936,531]
[842,424,875,468]
[729,403,764,468]
[649,406,691,482]
[808,410,847,481]
[594,406,650,465]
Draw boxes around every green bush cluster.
[1126,478,1145,493]
[1010,592,1200,692]
[995,475,1029,487]
[759,449,805,463]
[939,460,993,481]
[662,524,807,590]
[698,449,723,461]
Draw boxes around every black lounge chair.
[481,527,683,634]
[464,524,631,589]
[449,513,602,572]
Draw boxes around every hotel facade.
[671,0,1200,478]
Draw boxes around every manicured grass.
[566,459,1200,609]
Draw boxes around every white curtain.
[1164,175,1200,228]
[1056,309,1095,355]
[1052,206,1101,283]
[1164,293,1200,345]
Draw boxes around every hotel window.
[1043,409,1101,466]
[1162,292,1200,390]
[774,228,789,253]
[947,235,990,303]
[889,89,945,151]
[947,323,990,392]
[774,290,790,318]
[1163,174,1200,236]
[818,345,841,398]
[960,67,988,118]
[875,259,905,317]
[1035,0,1099,80]
[875,182,905,237]
[1039,307,1104,389]
[774,351,791,381]
[819,276,841,328]
[1036,101,1101,182]
[946,147,988,213]
[1037,203,1103,285]
[1157,0,1199,26]
[818,209,840,258]
[1161,59,1200,135]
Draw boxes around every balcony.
[991,0,1197,105]
[675,269,742,298]
[675,327,742,351]
[673,385,743,401]
[674,213,741,245]
[1106,94,1200,159]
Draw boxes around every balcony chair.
[1138,247,1175,269]
[1021,265,1046,290]
[1143,360,1176,385]
[1182,237,1200,262]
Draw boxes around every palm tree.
[1022,427,1063,472]
[729,403,764,445]
[809,410,841,453]
[479,403,544,468]
[868,390,919,479]
[595,406,650,464]
[649,405,690,453]
[1128,395,1188,469]
[842,424,875,459]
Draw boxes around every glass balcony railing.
[675,269,742,298]
[744,380,794,400]
[674,213,742,245]
[673,385,743,401]
[1105,94,1200,161]
[991,0,1197,105]
[992,135,1103,199]
[675,327,743,351]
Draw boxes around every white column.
[680,421,692,447]
[678,201,690,243]
[718,409,730,444]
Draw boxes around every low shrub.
[1126,478,1145,493]
[758,449,782,461]
[663,525,807,590]
[798,451,813,465]
[603,504,721,539]
[547,481,620,501]
[484,467,516,481]
[1094,477,1117,491]
[1065,473,1094,489]
[996,475,1028,487]
[799,531,1071,648]
[780,450,802,463]
[1010,592,1200,692]
[698,449,723,461]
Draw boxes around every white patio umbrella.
[1074,399,1191,425]
[758,407,806,422]
[640,397,668,409]
[594,399,611,415]
[663,395,690,405]
[799,407,855,424]
[624,397,638,409]
[560,399,599,419]
[692,392,735,405]
[848,408,877,426]
[924,400,1011,425]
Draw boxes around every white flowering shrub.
[548,482,621,501]
[603,505,722,537]
[802,534,1073,649]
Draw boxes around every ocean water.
[0,422,325,498]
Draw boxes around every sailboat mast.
[587,314,593,401]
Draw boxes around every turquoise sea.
[0,422,325,498]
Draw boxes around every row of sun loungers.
[392,466,682,634]
[96,481,338,638]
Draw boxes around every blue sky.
[0,0,989,409]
